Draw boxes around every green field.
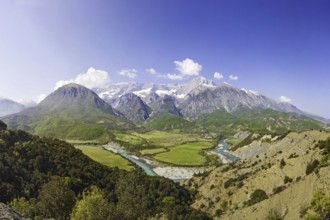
[140,148,167,155]
[75,145,134,171]
[154,142,214,166]
[113,131,216,166]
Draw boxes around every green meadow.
[75,145,134,171]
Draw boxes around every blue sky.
[0,0,330,118]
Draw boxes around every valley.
[1,78,329,219]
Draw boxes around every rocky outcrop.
[0,203,27,220]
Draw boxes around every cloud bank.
[55,67,110,90]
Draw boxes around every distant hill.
[0,98,25,117]
[2,83,135,142]
[145,113,194,131]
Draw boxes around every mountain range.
[1,77,328,140]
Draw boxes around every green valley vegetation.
[114,131,216,166]
[0,122,210,219]
[75,145,134,171]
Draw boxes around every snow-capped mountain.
[97,76,311,121]
[0,98,25,117]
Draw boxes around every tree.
[36,177,76,220]
[70,185,114,220]
[0,120,7,130]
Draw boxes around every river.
[103,140,239,180]
[210,139,240,162]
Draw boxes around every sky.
[0,0,330,118]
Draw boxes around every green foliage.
[310,189,330,218]
[0,120,7,130]
[10,197,37,218]
[0,129,209,219]
[71,185,114,220]
[245,189,268,206]
[230,134,255,151]
[36,177,76,220]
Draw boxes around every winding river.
[210,139,240,162]
[103,139,239,180]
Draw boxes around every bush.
[273,185,286,194]
[283,176,293,184]
[306,160,320,175]
[215,209,223,217]
[245,189,268,206]
[280,159,286,169]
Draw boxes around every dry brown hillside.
[183,130,330,220]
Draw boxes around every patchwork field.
[114,131,216,166]
[75,145,134,171]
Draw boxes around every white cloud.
[279,96,292,103]
[118,69,137,79]
[55,67,110,90]
[146,68,157,75]
[174,58,202,76]
[229,74,239,81]
[167,73,184,80]
[213,72,224,79]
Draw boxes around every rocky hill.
[184,130,330,219]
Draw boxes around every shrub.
[246,189,268,206]
[283,176,293,184]
[306,160,320,175]
[273,185,286,194]
[280,159,286,169]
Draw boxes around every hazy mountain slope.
[184,130,330,219]
[0,98,25,117]
[2,84,134,141]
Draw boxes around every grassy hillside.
[184,130,330,219]
[194,108,325,136]
[145,113,194,132]
[3,84,135,143]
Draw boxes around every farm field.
[75,145,134,171]
[154,141,214,166]
[140,148,167,155]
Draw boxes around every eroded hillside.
[184,130,330,219]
